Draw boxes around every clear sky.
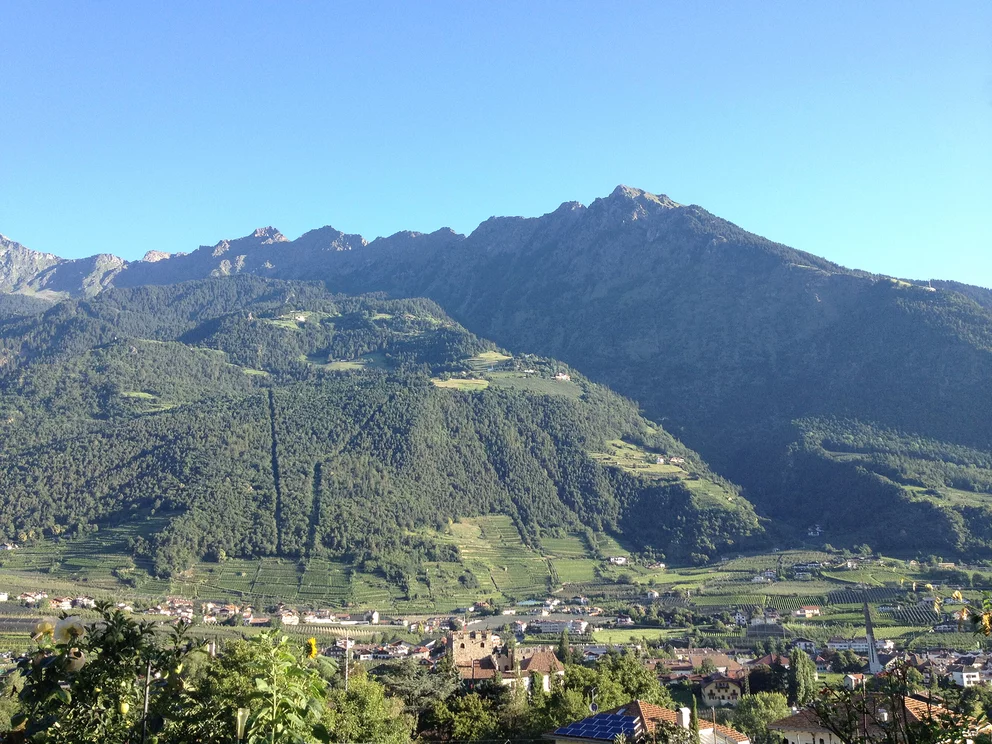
[1,2,990,286]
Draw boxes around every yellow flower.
[982,613,992,637]
[306,637,319,659]
[952,590,963,602]
[31,618,57,641]
[925,583,934,592]
[54,617,86,644]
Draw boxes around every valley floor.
[2,518,989,656]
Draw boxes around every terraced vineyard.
[551,558,599,584]
[828,587,903,604]
[443,516,552,602]
[771,596,829,611]
[596,533,629,557]
[890,606,942,625]
[720,555,781,572]
[298,561,352,604]
[692,594,769,608]
[0,514,614,614]
[541,534,590,558]
[908,631,982,652]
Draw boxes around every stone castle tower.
[449,629,510,671]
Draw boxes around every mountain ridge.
[1,186,981,296]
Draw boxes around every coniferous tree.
[557,629,570,664]
[787,649,817,707]
[690,695,700,744]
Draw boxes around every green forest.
[0,277,760,582]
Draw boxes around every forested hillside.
[0,293,51,319]
[0,276,760,580]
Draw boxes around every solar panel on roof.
[554,713,639,741]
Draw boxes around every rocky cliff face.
[0,234,125,297]
[0,234,62,294]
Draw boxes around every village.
[4,567,992,697]
[4,547,992,743]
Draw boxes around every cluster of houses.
[503,596,605,619]
[742,556,911,583]
[642,635,992,715]
[713,605,822,628]
[886,650,992,689]
[324,637,435,662]
[748,559,827,584]
[300,608,381,626]
[144,597,195,622]
[14,592,97,610]
[198,603,385,628]
[791,559,826,580]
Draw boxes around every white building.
[530,619,588,635]
[826,637,894,654]
[951,665,981,688]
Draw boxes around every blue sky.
[1,2,990,286]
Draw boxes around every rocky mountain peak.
[0,234,45,256]
[584,185,682,227]
[141,250,172,263]
[252,226,288,244]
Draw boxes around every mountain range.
[3,185,992,560]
